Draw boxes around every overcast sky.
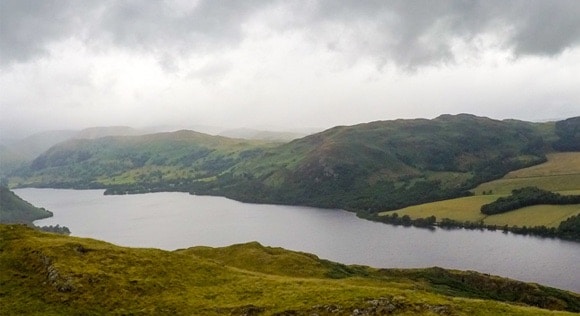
[1,0,579,138]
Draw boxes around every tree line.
[364,213,580,242]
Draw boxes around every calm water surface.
[16,188,580,292]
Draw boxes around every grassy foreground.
[1,225,578,315]
[382,153,580,228]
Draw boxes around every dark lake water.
[16,188,579,293]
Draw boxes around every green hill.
[10,130,274,191]
[197,114,555,211]
[8,114,579,216]
[1,224,578,315]
[0,186,52,225]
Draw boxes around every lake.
[16,188,580,292]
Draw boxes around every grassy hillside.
[382,153,580,228]
[474,152,580,195]
[0,127,149,179]
[1,224,578,315]
[10,130,275,191]
[0,186,52,225]
[200,114,553,211]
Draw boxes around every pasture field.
[506,153,580,177]
[473,174,580,195]
[473,152,580,195]
[483,204,580,228]
[382,153,580,228]
[378,195,497,222]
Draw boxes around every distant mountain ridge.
[6,114,579,214]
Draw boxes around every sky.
[1,0,580,138]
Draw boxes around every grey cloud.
[1,0,272,66]
[0,0,98,65]
[94,1,267,53]
[303,0,580,68]
[2,0,579,68]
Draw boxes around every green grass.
[506,153,580,177]
[483,204,580,228]
[474,174,580,195]
[379,195,497,222]
[383,153,580,228]
[1,224,578,315]
[473,153,580,195]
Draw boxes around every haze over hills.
[218,127,310,142]
[0,126,151,177]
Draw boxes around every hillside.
[1,224,578,315]
[0,127,148,178]
[8,114,578,214]
[0,186,53,225]
[384,153,580,229]
[195,114,555,211]
[10,130,274,191]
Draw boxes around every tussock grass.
[1,225,577,315]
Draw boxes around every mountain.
[0,126,150,178]
[8,114,579,213]
[2,130,78,160]
[198,114,559,211]
[1,224,578,315]
[13,130,273,190]
[0,186,52,224]
[0,130,77,177]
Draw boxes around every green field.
[483,204,580,228]
[379,195,496,223]
[473,152,580,195]
[1,225,578,315]
[382,153,580,228]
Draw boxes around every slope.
[198,114,553,211]
[11,130,275,191]
[382,152,580,228]
[1,224,578,315]
[0,186,52,225]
